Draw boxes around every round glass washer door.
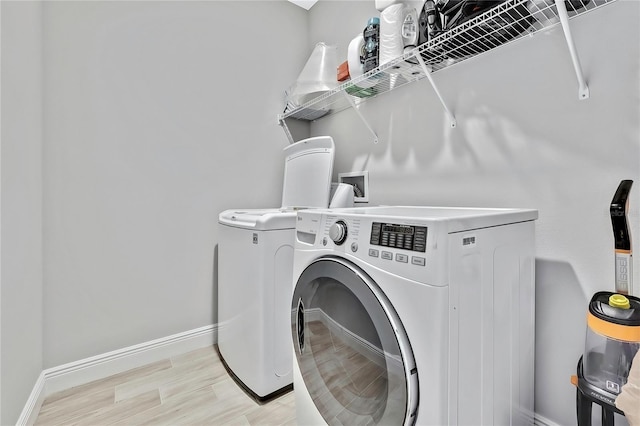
[291,255,419,425]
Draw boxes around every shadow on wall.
[535,258,590,425]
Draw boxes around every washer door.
[291,256,418,425]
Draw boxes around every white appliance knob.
[329,221,348,245]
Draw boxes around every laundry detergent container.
[582,292,640,399]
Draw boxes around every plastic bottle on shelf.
[363,17,380,73]
[346,33,377,98]
[401,5,419,53]
[380,3,419,65]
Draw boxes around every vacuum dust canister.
[581,292,640,403]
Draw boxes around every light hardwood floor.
[34,346,296,425]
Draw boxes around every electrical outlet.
[338,171,369,203]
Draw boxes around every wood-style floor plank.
[69,390,162,426]
[34,346,296,425]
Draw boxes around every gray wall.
[41,0,309,368]
[1,2,45,424]
[0,1,308,422]
[308,1,640,425]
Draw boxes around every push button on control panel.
[395,254,408,263]
[369,248,379,258]
[411,256,426,266]
[381,251,393,260]
[413,228,427,252]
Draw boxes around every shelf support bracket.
[277,115,296,144]
[415,52,457,128]
[341,91,379,144]
[555,0,590,100]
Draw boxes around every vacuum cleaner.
[574,292,640,425]
[573,180,640,426]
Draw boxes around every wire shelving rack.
[278,0,617,143]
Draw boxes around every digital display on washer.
[370,222,427,252]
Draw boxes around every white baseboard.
[16,372,46,426]
[533,412,563,426]
[17,324,217,426]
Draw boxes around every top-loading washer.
[291,206,538,425]
[217,135,340,401]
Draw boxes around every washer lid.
[281,136,335,209]
[218,208,297,231]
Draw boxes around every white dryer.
[217,136,337,401]
[291,206,538,425]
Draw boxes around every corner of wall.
[0,0,45,424]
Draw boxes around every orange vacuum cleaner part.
[587,311,640,342]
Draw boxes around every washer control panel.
[370,222,427,253]
[319,217,429,270]
[296,209,453,285]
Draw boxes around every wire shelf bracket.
[414,52,457,128]
[341,91,379,144]
[278,115,296,145]
[555,0,590,100]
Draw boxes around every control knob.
[329,220,348,245]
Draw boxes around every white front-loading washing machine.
[291,206,538,425]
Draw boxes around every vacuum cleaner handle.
[611,180,633,295]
